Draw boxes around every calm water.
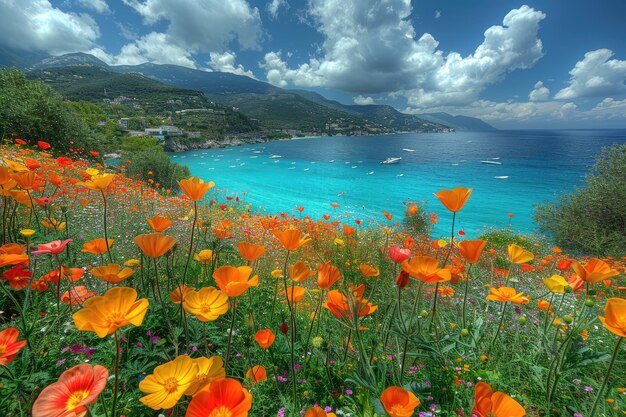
[170,130,626,237]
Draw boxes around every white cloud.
[76,0,110,14]
[353,95,375,105]
[529,81,549,101]
[267,0,287,19]
[590,97,626,119]
[208,51,255,78]
[114,32,197,67]
[262,2,546,109]
[0,0,100,54]
[555,49,626,99]
[435,10,441,19]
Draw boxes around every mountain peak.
[33,52,109,69]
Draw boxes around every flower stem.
[100,190,113,263]
[225,297,238,372]
[589,337,623,417]
[111,331,121,417]
[462,264,473,329]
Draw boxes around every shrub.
[534,143,626,256]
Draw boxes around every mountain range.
[2,50,495,133]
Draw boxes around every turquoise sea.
[170,130,626,237]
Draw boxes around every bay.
[171,129,626,237]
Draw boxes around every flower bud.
[584,298,595,307]
[420,310,429,317]
[280,322,288,334]
[518,316,527,325]
[563,315,573,324]
[396,270,410,288]
[461,328,469,337]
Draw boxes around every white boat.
[402,148,415,152]
[481,160,502,165]
[381,157,402,164]
[494,176,509,179]
[397,173,404,177]
[269,154,283,159]
[367,171,375,175]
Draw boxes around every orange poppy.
[473,381,526,417]
[272,228,311,251]
[434,187,472,212]
[401,256,451,283]
[254,329,276,349]
[61,286,96,306]
[380,386,421,417]
[72,287,149,338]
[178,176,215,201]
[133,233,177,258]
[31,364,108,417]
[537,299,552,311]
[458,240,487,264]
[359,264,380,277]
[343,225,356,236]
[170,284,194,304]
[146,216,174,232]
[323,284,377,321]
[186,378,252,417]
[599,297,626,338]
[1,265,32,290]
[486,286,529,305]
[213,266,259,297]
[81,238,114,255]
[236,242,266,262]
[289,260,316,283]
[572,258,619,283]
[183,287,230,322]
[246,365,267,384]
[194,249,213,265]
[507,244,534,264]
[12,170,38,190]
[91,263,134,284]
[304,407,337,417]
[317,261,342,290]
[280,285,306,303]
[0,327,27,366]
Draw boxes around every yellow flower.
[183,287,229,322]
[333,238,344,246]
[184,356,226,396]
[20,229,36,237]
[543,275,569,293]
[41,217,66,231]
[507,244,534,264]
[271,269,283,278]
[72,287,149,338]
[123,258,140,266]
[76,173,115,192]
[139,355,199,410]
[193,249,213,265]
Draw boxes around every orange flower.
[359,264,380,277]
[170,284,194,304]
[72,287,149,337]
[31,364,108,417]
[183,287,229,322]
[254,329,276,349]
[0,253,28,268]
[0,327,27,366]
[133,233,177,258]
[324,284,377,321]
[178,177,214,201]
[537,299,552,311]
[12,170,38,190]
[572,258,619,283]
[194,249,213,265]
[1,265,32,290]
[281,286,306,303]
[507,244,534,264]
[289,260,316,283]
[186,378,252,417]
[76,173,115,192]
[486,286,529,305]
[246,365,267,384]
[458,240,487,264]
[81,238,113,255]
[61,286,96,306]
[91,263,134,284]
[317,261,342,290]
[236,242,266,262]
[434,187,472,212]
[343,224,356,236]
[213,266,259,297]
[380,386,421,417]
[401,256,451,283]
[272,228,311,251]
[305,407,337,417]
[184,356,226,397]
[146,216,174,232]
[599,297,626,338]
[473,381,526,417]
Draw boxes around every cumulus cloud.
[267,0,287,19]
[208,51,255,78]
[555,49,626,99]
[353,95,375,105]
[112,0,262,68]
[262,2,546,108]
[0,0,100,54]
[76,0,110,14]
[529,81,549,101]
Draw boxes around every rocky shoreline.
[163,135,280,152]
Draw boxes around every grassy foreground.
[0,141,624,417]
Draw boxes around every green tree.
[534,144,626,256]
[0,69,95,152]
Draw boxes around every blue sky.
[1,0,626,128]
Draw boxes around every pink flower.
[31,239,73,255]
[389,245,411,263]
